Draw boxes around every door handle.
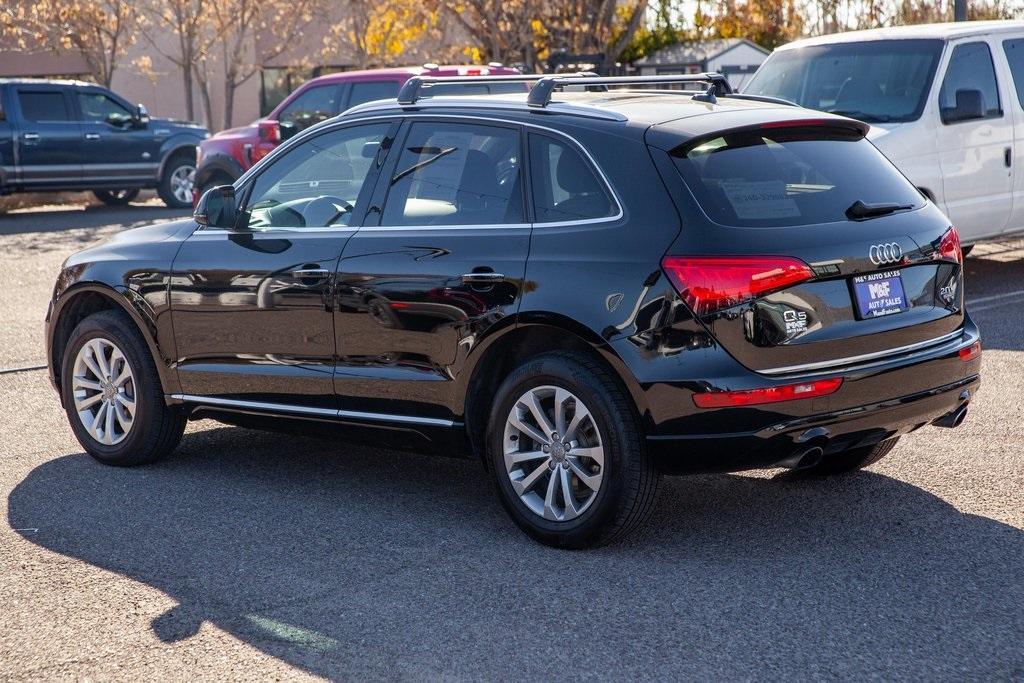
[22,133,39,141]
[1006,147,1013,168]
[85,133,101,141]
[290,268,330,280]
[461,272,505,284]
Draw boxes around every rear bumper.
[646,322,981,474]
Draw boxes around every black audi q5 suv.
[46,74,981,548]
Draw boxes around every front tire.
[93,189,140,206]
[61,310,185,466]
[158,154,196,208]
[487,351,659,548]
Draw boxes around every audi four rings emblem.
[869,242,903,265]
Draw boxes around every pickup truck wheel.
[158,155,196,208]
[61,309,186,466]
[93,189,140,206]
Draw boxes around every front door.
[169,120,398,409]
[13,86,82,187]
[334,119,530,422]
[935,40,1014,241]
[74,88,160,185]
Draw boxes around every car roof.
[342,90,865,145]
[0,78,96,88]
[776,19,1024,50]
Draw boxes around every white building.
[633,38,769,90]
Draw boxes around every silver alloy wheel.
[72,338,136,446]
[170,164,195,204]
[502,385,605,521]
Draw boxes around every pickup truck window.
[17,91,71,122]
[77,92,133,126]
[278,85,340,131]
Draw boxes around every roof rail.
[397,74,539,105]
[527,73,733,108]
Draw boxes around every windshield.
[670,128,924,228]
[744,39,943,123]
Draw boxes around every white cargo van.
[744,20,1024,246]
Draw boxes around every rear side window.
[18,91,71,122]
[1002,38,1024,108]
[348,81,400,109]
[670,128,924,228]
[381,122,524,226]
[939,42,1002,121]
[427,82,528,97]
[278,85,340,130]
[529,134,615,223]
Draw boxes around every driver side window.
[77,92,132,126]
[244,123,391,230]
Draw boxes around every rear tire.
[794,438,899,476]
[158,154,196,208]
[93,189,140,206]
[487,351,659,548]
[61,310,185,466]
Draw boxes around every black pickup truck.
[0,79,208,208]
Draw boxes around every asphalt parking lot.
[1,199,1022,680]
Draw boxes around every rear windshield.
[670,128,924,228]
[744,39,943,123]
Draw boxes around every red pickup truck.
[194,64,522,198]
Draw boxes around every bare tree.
[2,0,138,87]
[323,0,435,69]
[138,0,206,121]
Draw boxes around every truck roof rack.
[527,73,733,108]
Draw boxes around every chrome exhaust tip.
[933,405,968,429]
[794,445,825,468]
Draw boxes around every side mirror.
[278,120,299,141]
[942,88,985,123]
[194,185,239,229]
[133,103,150,128]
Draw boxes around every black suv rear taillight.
[661,256,814,316]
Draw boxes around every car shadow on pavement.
[8,425,1024,679]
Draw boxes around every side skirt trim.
[168,394,459,428]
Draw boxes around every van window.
[670,127,924,228]
[1002,38,1024,108]
[529,134,615,223]
[744,39,942,123]
[18,91,71,122]
[939,42,1002,121]
[381,122,524,226]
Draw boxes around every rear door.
[658,122,964,375]
[934,40,1014,240]
[0,89,14,188]
[12,85,82,187]
[334,118,530,421]
[74,87,160,184]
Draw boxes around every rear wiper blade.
[846,200,914,220]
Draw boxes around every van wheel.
[795,438,899,476]
[93,189,140,206]
[61,310,185,466]
[158,154,196,208]
[487,351,659,548]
